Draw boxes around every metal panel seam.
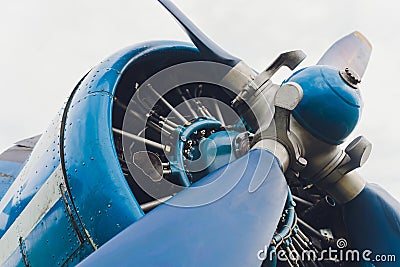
[0,165,64,265]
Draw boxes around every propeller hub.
[339,67,361,88]
[284,65,363,145]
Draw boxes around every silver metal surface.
[246,82,279,133]
[213,102,225,125]
[252,139,290,172]
[320,228,334,240]
[112,128,168,151]
[290,118,344,179]
[345,136,372,167]
[231,50,306,107]
[140,195,173,212]
[159,121,175,133]
[253,50,306,88]
[274,82,303,111]
[290,118,367,204]
[159,115,179,129]
[326,170,366,204]
[147,84,187,124]
[292,195,313,207]
[220,61,255,96]
[181,94,199,118]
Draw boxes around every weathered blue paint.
[78,149,288,267]
[343,183,400,266]
[63,92,144,246]
[3,199,89,266]
[0,112,62,238]
[62,41,205,247]
[285,65,363,145]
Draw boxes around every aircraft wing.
[0,135,41,199]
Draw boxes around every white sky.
[0,0,399,199]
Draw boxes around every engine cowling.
[1,41,247,266]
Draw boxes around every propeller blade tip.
[353,31,372,50]
[317,31,373,78]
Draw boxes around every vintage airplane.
[0,0,399,266]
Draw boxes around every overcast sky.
[1,0,399,199]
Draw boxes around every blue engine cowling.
[0,41,219,266]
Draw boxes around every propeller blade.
[78,149,288,266]
[158,0,241,67]
[317,31,372,77]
